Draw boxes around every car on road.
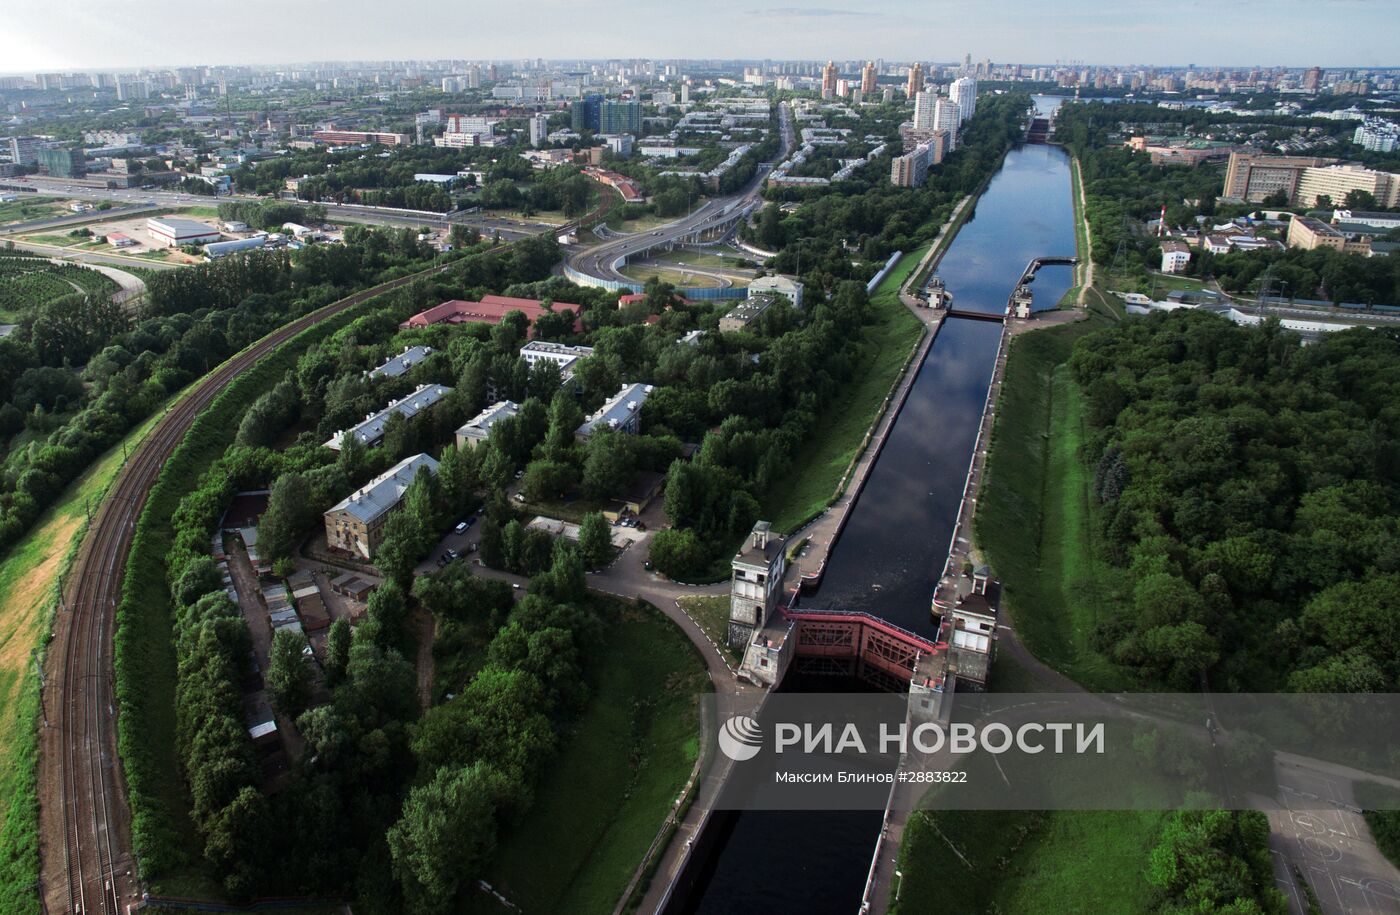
[514,492,527,503]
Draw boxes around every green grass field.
[643,247,756,271]
[0,196,67,225]
[469,599,709,914]
[618,263,728,289]
[0,401,171,915]
[677,595,741,666]
[762,246,927,533]
[893,809,1164,914]
[973,318,1133,691]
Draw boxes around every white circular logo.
[718,715,763,762]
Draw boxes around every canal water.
[682,98,1077,914]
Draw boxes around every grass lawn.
[178,206,221,218]
[973,318,1133,692]
[19,233,86,247]
[677,595,741,666]
[644,247,757,271]
[0,197,66,225]
[892,808,1164,914]
[469,598,709,914]
[618,263,728,289]
[0,401,171,915]
[762,245,927,534]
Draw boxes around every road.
[566,102,795,287]
[8,176,544,240]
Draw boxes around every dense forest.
[1068,310,1400,691]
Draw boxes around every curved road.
[566,102,795,287]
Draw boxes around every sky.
[1,0,1397,73]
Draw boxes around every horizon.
[2,0,1398,73]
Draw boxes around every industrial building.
[204,235,268,259]
[147,217,221,247]
[311,129,411,147]
[399,295,584,335]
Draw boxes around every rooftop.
[456,400,519,440]
[577,382,651,437]
[400,294,583,335]
[147,216,218,236]
[324,383,452,450]
[369,345,433,379]
[326,453,439,525]
[733,520,784,570]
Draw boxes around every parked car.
[454,521,469,535]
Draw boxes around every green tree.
[577,512,612,569]
[387,762,514,912]
[581,433,634,501]
[324,618,352,685]
[267,628,313,718]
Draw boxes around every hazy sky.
[1,0,1397,72]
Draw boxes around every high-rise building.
[529,114,550,147]
[599,100,641,135]
[571,94,603,131]
[821,60,838,99]
[467,65,481,89]
[8,136,41,166]
[680,82,690,104]
[37,147,85,178]
[935,99,957,139]
[912,90,937,130]
[1303,66,1323,93]
[950,77,977,124]
[906,62,925,99]
[891,147,929,187]
[860,61,877,96]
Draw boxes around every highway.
[565,101,795,287]
[7,176,546,241]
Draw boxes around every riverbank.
[764,244,932,534]
[973,317,1130,690]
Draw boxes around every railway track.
[40,194,626,911]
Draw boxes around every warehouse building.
[147,216,221,248]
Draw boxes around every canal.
[681,98,1078,914]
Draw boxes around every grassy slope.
[973,318,1132,691]
[893,809,1163,914]
[0,404,169,914]
[763,245,928,534]
[471,599,709,914]
[677,594,741,667]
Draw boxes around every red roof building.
[400,294,584,335]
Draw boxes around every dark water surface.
[683,102,1077,914]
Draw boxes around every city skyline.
[2,0,1398,73]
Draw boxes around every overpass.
[563,102,796,298]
